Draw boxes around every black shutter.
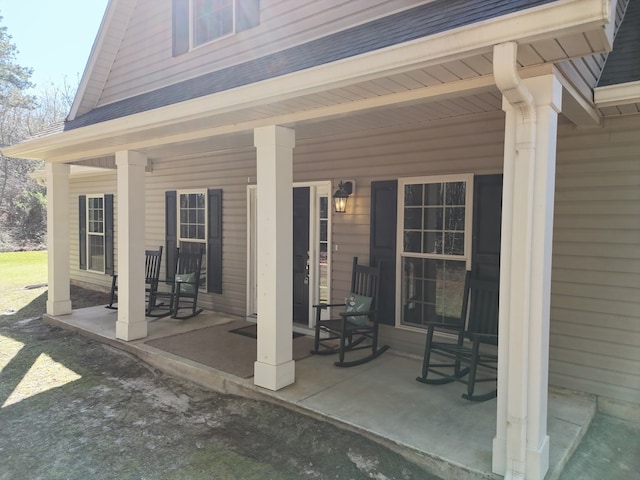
[370,180,397,326]
[472,175,502,281]
[236,0,260,32]
[104,194,114,274]
[172,0,190,56]
[165,191,177,282]
[207,188,223,294]
[79,195,87,270]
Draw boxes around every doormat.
[229,323,304,339]
[146,320,314,378]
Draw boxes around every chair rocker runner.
[148,248,204,320]
[312,257,389,367]
[106,246,163,316]
[416,271,499,401]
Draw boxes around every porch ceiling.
[3,0,616,164]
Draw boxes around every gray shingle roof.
[598,0,640,87]
[65,0,555,131]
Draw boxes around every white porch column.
[115,150,148,341]
[45,162,72,316]
[493,43,562,480]
[253,125,295,390]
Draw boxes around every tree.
[0,15,75,251]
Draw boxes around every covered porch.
[43,306,596,480]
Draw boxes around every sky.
[0,0,110,92]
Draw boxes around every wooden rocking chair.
[416,271,499,401]
[148,248,204,320]
[106,246,163,316]
[311,257,389,367]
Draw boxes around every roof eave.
[3,0,616,162]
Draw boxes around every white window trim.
[86,194,106,274]
[394,173,474,331]
[190,0,237,50]
[177,189,208,247]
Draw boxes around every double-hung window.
[397,175,472,328]
[87,195,105,272]
[173,0,260,55]
[178,191,207,290]
[193,0,235,46]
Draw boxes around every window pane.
[88,235,105,271]
[401,258,466,327]
[424,208,443,230]
[194,0,234,46]
[444,232,465,255]
[404,184,423,206]
[404,207,422,230]
[445,207,465,231]
[445,182,466,206]
[424,183,443,206]
[196,225,205,240]
[320,197,328,218]
[403,231,421,253]
[424,232,442,254]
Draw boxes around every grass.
[0,251,48,316]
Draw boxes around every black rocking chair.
[106,246,163,316]
[148,248,204,320]
[311,257,389,367]
[416,271,499,401]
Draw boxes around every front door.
[293,187,310,324]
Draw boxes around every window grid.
[399,177,470,328]
[193,0,234,47]
[87,195,105,273]
[178,191,207,290]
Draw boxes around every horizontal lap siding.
[551,115,640,405]
[69,174,118,290]
[294,112,505,353]
[100,0,425,106]
[148,151,256,316]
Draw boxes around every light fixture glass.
[333,181,353,213]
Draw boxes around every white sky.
[0,0,110,92]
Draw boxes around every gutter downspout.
[493,41,536,480]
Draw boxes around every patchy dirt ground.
[0,315,441,480]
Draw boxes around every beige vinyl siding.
[551,114,640,406]
[69,173,117,290]
[98,0,426,106]
[294,111,505,344]
[147,150,256,316]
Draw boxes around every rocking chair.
[148,248,204,320]
[106,246,163,316]
[311,257,389,367]
[416,271,499,401]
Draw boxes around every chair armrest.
[465,332,498,343]
[338,310,374,318]
[423,321,464,332]
[313,303,346,309]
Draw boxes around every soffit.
[3,0,616,162]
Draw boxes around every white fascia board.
[4,0,614,161]
[594,80,640,107]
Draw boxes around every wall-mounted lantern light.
[333,180,354,213]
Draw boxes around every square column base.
[46,299,72,316]
[526,435,550,480]
[116,320,148,341]
[254,360,295,391]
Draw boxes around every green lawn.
[0,251,48,317]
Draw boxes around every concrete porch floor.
[43,306,596,480]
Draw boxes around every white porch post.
[253,125,295,390]
[115,150,148,341]
[45,162,72,316]
[493,42,561,480]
